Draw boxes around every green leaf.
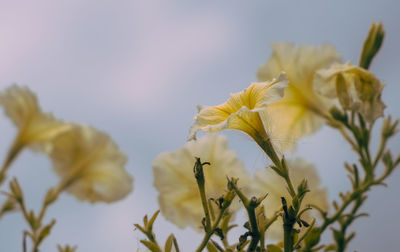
[304,228,321,248]
[324,244,337,251]
[147,210,160,231]
[133,224,146,234]
[206,242,219,252]
[27,210,37,230]
[140,240,161,252]
[37,220,56,246]
[164,234,174,252]
[266,244,283,252]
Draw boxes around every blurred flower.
[315,62,386,123]
[153,134,250,230]
[0,85,71,152]
[252,158,328,240]
[257,43,341,151]
[0,86,71,183]
[49,125,133,203]
[188,73,288,150]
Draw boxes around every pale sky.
[0,1,399,251]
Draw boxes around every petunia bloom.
[0,86,72,183]
[153,134,250,230]
[315,62,386,123]
[188,73,288,151]
[252,158,328,240]
[0,85,72,152]
[49,125,133,203]
[257,43,342,151]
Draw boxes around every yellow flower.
[153,134,250,230]
[315,62,386,123]
[0,85,72,153]
[49,125,133,203]
[0,85,72,184]
[257,43,341,151]
[252,158,328,240]
[188,73,288,150]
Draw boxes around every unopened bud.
[359,22,385,69]
[9,178,24,204]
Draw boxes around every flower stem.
[256,136,296,197]
[229,180,261,252]
[194,158,211,233]
[196,207,227,252]
[0,138,23,186]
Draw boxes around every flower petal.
[257,43,342,151]
[153,134,250,230]
[188,73,288,145]
[315,63,386,123]
[50,125,133,203]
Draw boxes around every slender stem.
[229,181,260,252]
[259,213,279,252]
[281,160,296,198]
[196,207,227,252]
[0,138,23,186]
[198,181,211,232]
[256,136,281,168]
[293,218,315,250]
[264,213,280,232]
[372,137,386,169]
[194,159,212,233]
[338,126,358,151]
[246,202,261,252]
[256,137,296,197]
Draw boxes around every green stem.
[281,159,296,198]
[372,137,386,169]
[256,137,296,198]
[283,222,294,252]
[194,159,212,233]
[246,201,261,252]
[229,181,260,252]
[198,181,211,232]
[0,138,23,186]
[196,207,227,252]
[293,218,315,250]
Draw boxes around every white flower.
[50,125,133,203]
[257,43,342,151]
[0,85,71,153]
[315,62,386,123]
[188,73,288,151]
[153,134,250,230]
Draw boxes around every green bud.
[0,197,17,216]
[57,245,77,252]
[382,116,398,139]
[329,106,348,124]
[222,190,235,209]
[359,22,385,69]
[9,178,24,204]
[44,188,59,206]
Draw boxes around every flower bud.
[359,22,385,69]
[9,178,24,204]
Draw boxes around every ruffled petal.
[153,134,250,230]
[188,73,288,146]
